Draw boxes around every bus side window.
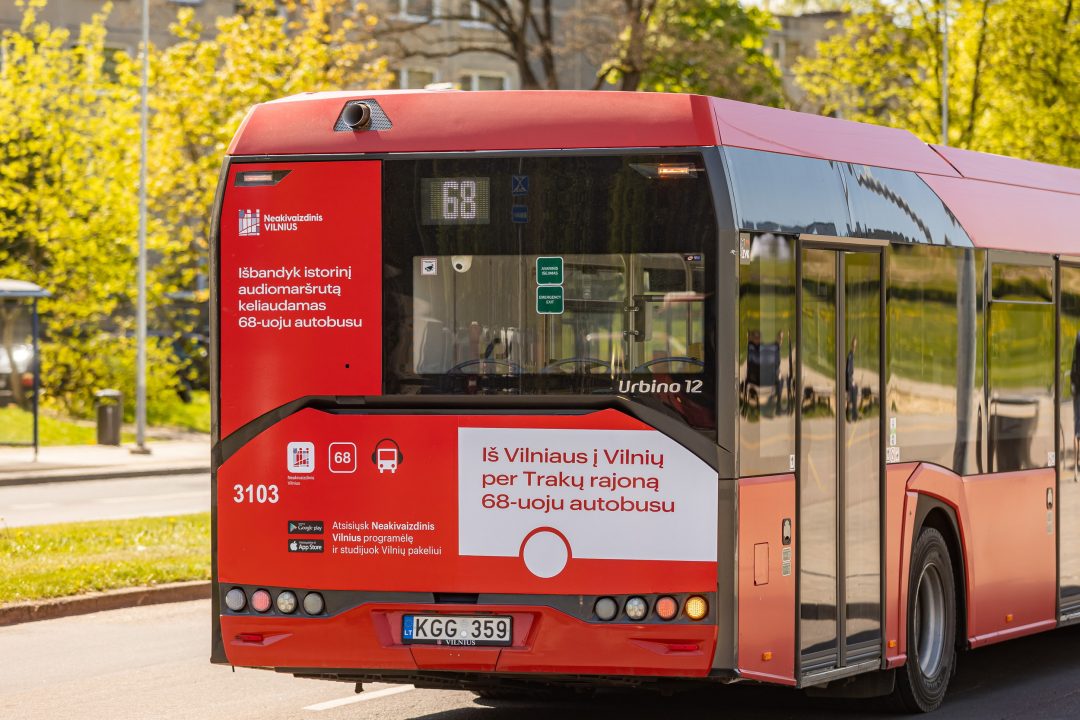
[739,232,796,477]
[987,254,1054,472]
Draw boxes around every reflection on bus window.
[739,232,796,476]
[886,244,983,474]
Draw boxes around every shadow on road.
[407,624,1080,719]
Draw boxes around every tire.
[893,527,957,713]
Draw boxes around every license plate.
[402,614,512,646]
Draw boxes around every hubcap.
[914,563,946,677]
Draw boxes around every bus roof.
[228,90,1080,254]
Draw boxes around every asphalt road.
[0,473,210,527]
[3,599,1080,720]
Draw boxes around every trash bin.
[95,389,123,446]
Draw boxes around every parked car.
[0,342,34,407]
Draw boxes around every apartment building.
[0,0,235,52]
[765,10,845,110]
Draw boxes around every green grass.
[0,389,209,446]
[0,513,210,604]
[148,390,210,434]
[0,406,135,446]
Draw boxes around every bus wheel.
[894,527,957,713]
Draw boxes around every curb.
[0,464,211,487]
[0,580,211,627]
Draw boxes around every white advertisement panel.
[458,427,718,577]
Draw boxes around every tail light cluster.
[593,594,709,623]
[224,586,325,616]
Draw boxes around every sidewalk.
[0,439,210,486]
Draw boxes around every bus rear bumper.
[219,602,718,678]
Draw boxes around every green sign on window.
[536,285,564,314]
[536,256,564,286]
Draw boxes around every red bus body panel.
[218,161,382,437]
[884,463,920,668]
[221,605,716,676]
[736,474,796,686]
[228,90,721,156]
[218,408,719,597]
[906,464,1057,649]
[919,173,1080,255]
[709,98,959,176]
[931,143,1080,196]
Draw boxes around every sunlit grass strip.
[0,513,210,604]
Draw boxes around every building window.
[397,67,438,89]
[397,0,436,21]
[458,72,507,91]
[460,0,496,28]
[768,39,785,63]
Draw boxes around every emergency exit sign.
[536,257,563,286]
[536,286,564,314]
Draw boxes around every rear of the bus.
[211,90,737,692]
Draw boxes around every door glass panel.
[800,248,838,660]
[1061,266,1080,605]
[843,251,881,651]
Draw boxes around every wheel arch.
[913,495,968,652]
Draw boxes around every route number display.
[421,178,490,225]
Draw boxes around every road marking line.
[97,491,206,504]
[303,685,414,711]
[9,503,54,510]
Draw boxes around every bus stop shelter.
[0,279,49,458]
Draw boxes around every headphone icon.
[371,438,404,474]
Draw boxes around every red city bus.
[211,90,1080,712]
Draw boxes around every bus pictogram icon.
[371,438,403,474]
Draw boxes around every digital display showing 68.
[421,178,490,225]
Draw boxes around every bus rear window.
[382,154,718,432]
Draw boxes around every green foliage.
[795,0,1080,167]
[639,0,784,105]
[147,389,211,433]
[599,0,783,106]
[0,513,209,603]
[0,0,392,424]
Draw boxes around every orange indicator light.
[685,596,708,621]
[657,164,696,178]
[761,651,773,662]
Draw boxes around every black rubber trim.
[282,668,737,689]
[214,395,729,473]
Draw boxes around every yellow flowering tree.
[795,0,1080,167]
[0,0,391,420]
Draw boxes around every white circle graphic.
[522,531,569,578]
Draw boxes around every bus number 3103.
[233,484,280,504]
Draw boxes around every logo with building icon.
[238,209,260,236]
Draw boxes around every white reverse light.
[276,590,298,614]
[625,596,648,621]
[224,588,246,612]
